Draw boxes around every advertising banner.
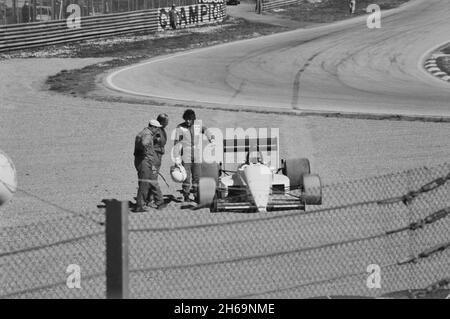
[158,3,224,31]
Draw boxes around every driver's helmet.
[170,165,187,183]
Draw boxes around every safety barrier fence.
[260,0,303,12]
[1,162,449,298]
[0,2,226,52]
[0,0,198,25]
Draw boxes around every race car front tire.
[302,174,322,205]
[198,177,217,210]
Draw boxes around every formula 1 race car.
[197,136,322,212]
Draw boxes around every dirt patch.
[269,0,410,23]
[436,56,450,75]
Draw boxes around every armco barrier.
[0,4,226,53]
[0,10,159,52]
[261,0,303,12]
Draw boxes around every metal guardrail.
[0,9,159,31]
[0,4,226,53]
[261,0,303,11]
[0,9,159,52]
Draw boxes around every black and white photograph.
[1,0,449,303]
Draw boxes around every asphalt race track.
[107,0,450,117]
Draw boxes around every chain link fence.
[1,162,449,298]
[1,210,105,298]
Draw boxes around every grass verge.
[269,0,410,23]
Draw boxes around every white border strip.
[418,41,450,85]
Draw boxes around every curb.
[424,53,450,83]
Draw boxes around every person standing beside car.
[173,109,215,203]
[146,113,170,206]
[152,113,169,181]
[134,119,167,212]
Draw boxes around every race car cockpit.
[244,150,265,165]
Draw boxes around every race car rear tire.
[303,174,322,205]
[283,158,311,189]
[198,177,217,210]
[200,162,220,183]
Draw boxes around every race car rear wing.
[222,135,280,171]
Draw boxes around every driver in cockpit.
[244,150,265,165]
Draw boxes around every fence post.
[51,0,55,20]
[256,0,262,14]
[31,0,36,22]
[12,0,17,24]
[104,199,129,299]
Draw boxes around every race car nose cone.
[243,164,272,212]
